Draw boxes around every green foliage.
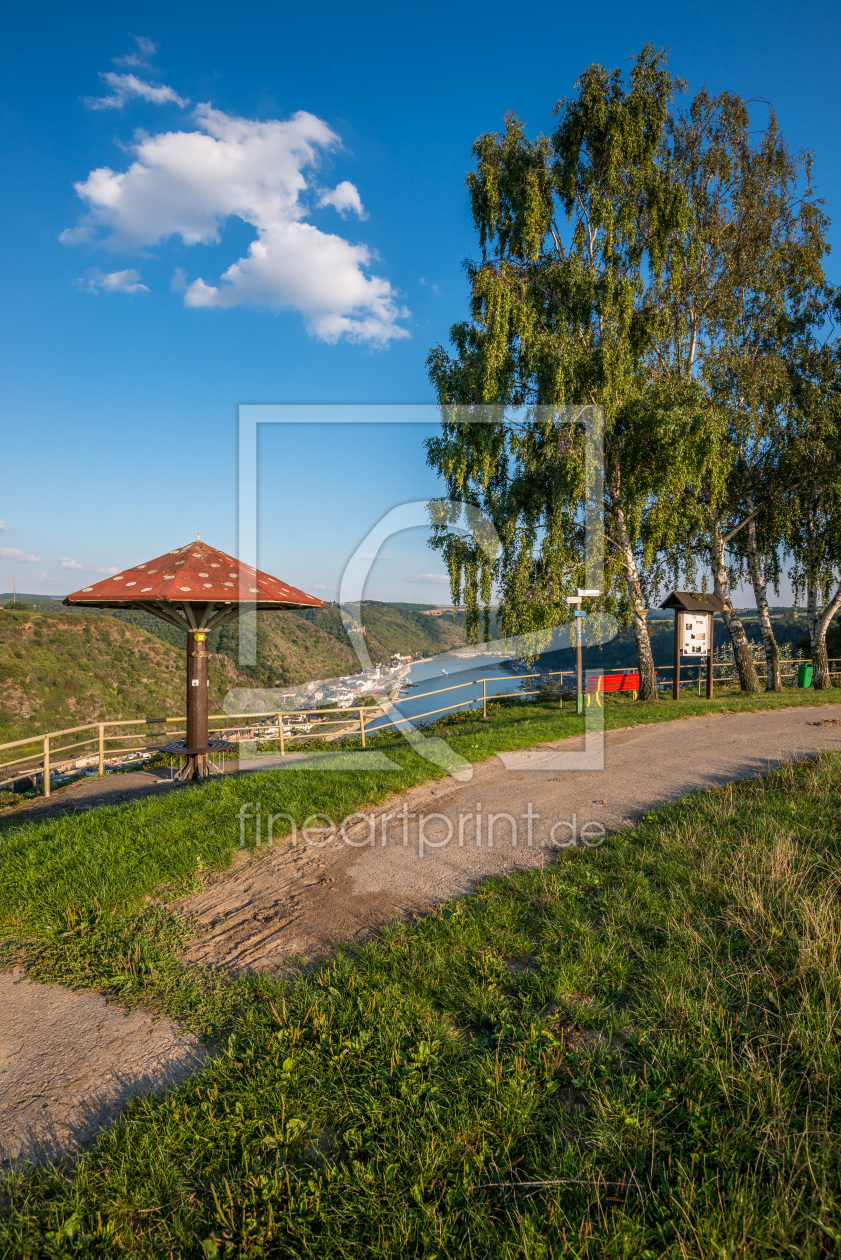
[426,47,726,699]
[426,48,833,700]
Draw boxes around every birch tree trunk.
[809,580,841,689]
[711,517,762,692]
[613,498,658,701]
[745,506,782,690]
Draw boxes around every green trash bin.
[797,662,813,688]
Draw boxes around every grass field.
[0,686,839,939]
[1,690,840,1255]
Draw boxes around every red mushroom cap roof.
[63,541,325,609]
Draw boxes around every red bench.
[584,670,640,704]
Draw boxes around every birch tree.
[786,339,841,688]
[426,47,719,700]
[660,92,828,690]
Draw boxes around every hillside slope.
[10,599,473,686]
[0,601,472,744]
[0,611,241,743]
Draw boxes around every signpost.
[566,589,601,714]
[660,592,726,701]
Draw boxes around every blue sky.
[1,0,839,603]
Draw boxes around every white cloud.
[0,521,6,531]
[317,181,366,219]
[95,566,120,574]
[63,103,409,345]
[59,557,85,570]
[78,268,150,295]
[405,574,450,584]
[312,583,329,590]
[86,72,188,112]
[1,547,41,563]
[113,36,159,69]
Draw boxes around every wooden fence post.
[279,713,285,756]
[43,735,50,797]
[359,707,366,748]
[98,724,105,776]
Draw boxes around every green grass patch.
[1,735,840,1252]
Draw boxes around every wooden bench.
[584,670,641,705]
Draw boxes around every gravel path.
[175,705,841,972]
[0,970,208,1168]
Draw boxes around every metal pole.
[98,723,105,776]
[43,735,50,797]
[482,678,487,720]
[673,612,680,701]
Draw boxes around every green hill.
[2,598,473,689]
[0,600,475,745]
[0,609,242,745]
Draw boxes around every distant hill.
[1,597,473,689]
[0,600,477,743]
[0,609,242,744]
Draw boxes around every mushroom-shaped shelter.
[64,540,324,779]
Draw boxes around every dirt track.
[172,705,841,972]
[0,969,208,1168]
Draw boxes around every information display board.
[681,612,710,658]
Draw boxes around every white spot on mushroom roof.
[141,587,152,592]
[125,582,136,587]
[180,586,191,591]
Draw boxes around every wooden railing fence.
[2,658,838,798]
